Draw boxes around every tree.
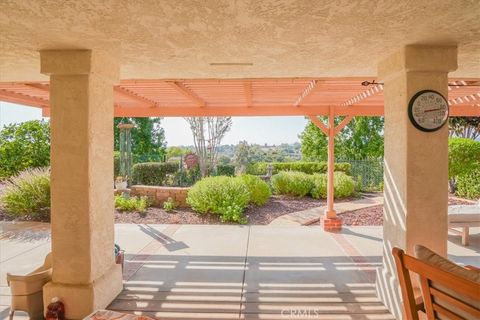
[0,120,50,178]
[185,117,232,177]
[114,118,166,161]
[166,146,185,160]
[449,117,480,140]
[299,116,384,161]
[337,117,384,159]
[234,141,251,173]
[448,137,480,192]
[218,155,232,165]
[299,117,337,161]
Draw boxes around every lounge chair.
[392,245,480,320]
[7,253,52,320]
[448,204,480,246]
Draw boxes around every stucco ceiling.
[1,0,479,81]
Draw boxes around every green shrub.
[1,167,50,218]
[239,174,271,206]
[247,161,351,176]
[310,173,328,199]
[333,172,356,198]
[311,172,355,199]
[132,162,178,186]
[448,138,480,179]
[187,176,250,223]
[271,171,314,197]
[0,120,50,179]
[456,170,480,199]
[163,197,175,212]
[216,164,235,176]
[115,195,149,212]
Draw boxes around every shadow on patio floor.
[109,254,393,320]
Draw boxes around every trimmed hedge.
[448,138,480,179]
[448,138,480,197]
[310,172,355,199]
[271,171,355,199]
[247,161,351,176]
[216,164,235,176]
[271,171,314,197]
[132,162,179,186]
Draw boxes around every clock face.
[408,90,449,132]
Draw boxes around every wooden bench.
[448,204,480,246]
[392,246,480,320]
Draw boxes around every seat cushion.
[414,245,480,320]
[414,245,480,282]
[448,205,480,223]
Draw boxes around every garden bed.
[1,176,476,226]
[114,195,326,225]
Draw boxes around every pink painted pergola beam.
[166,81,206,107]
[0,78,478,117]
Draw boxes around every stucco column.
[375,45,457,319]
[40,50,123,319]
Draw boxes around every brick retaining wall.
[130,185,190,208]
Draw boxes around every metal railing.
[338,158,384,191]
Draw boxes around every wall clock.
[408,90,449,132]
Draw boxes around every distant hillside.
[170,142,302,163]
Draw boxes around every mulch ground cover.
[115,195,326,225]
[334,196,475,226]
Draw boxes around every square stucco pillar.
[40,50,122,319]
[375,45,457,319]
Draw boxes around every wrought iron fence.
[338,158,384,191]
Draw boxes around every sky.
[0,102,308,146]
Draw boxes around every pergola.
[1,1,480,319]
[1,78,479,118]
[1,77,479,227]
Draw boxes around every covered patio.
[1,1,479,319]
[2,222,479,319]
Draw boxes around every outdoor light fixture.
[361,80,384,86]
[210,62,253,66]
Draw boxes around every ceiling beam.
[36,104,480,118]
[166,81,206,107]
[294,80,318,107]
[111,105,384,117]
[341,84,383,106]
[0,89,48,108]
[448,92,480,105]
[114,86,158,107]
[243,81,253,107]
[24,83,50,92]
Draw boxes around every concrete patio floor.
[1,223,479,320]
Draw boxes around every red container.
[46,297,65,320]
